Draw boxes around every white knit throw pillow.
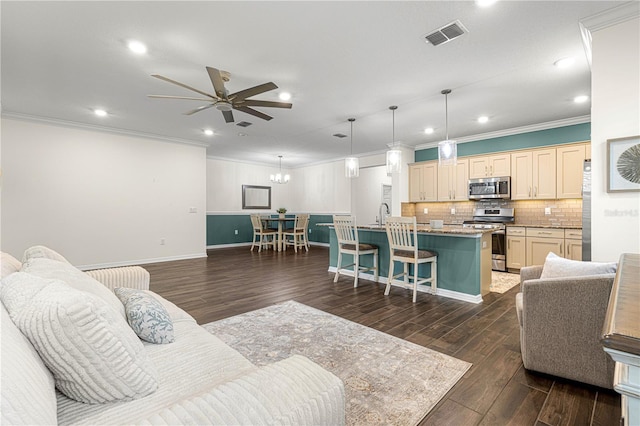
[0,272,158,404]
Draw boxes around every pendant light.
[438,89,457,166]
[270,155,290,184]
[386,106,402,174]
[345,118,359,178]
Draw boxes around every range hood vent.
[424,20,468,46]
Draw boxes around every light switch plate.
[451,208,456,215]
[545,207,551,215]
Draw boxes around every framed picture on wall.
[607,135,640,193]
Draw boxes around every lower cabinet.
[506,226,582,269]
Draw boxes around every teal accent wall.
[415,123,590,162]
[207,214,334,246]
[329,228,481,295]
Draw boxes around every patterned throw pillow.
[0,273,158,404]
[115,288,175,344]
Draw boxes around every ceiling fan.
[148,66,292,123]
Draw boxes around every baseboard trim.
[206,241,329,249]
[327,266,483,304]
[78,252,208,271]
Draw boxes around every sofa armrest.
[136,355,345,426]
[521,273,616,388]
[85,266,150,291]
[519,265,543,292]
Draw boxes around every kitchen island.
[327,224,494,303]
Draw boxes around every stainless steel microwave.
[468,176,511,200]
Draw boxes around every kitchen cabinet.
[511,148,556,200]
[525,227,564,266]
[564,229,583,261]
[468,154,511,179]
[557,144,587,199]
[506,227,526,269]
[437,159,469,201]
[409,162,438,202]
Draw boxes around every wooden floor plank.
[142,246,621,425]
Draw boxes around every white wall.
[1,117,207,268]
[591,17,640,261]
[352,166,392,225]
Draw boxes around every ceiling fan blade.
[229,82,278,102]
[241,100,292,109]
[148,95,214,101]
[222,110,234,123]
[206,67,228,99]
[184,104,215,116]
[234,105,273,121]
[152,74,217,99]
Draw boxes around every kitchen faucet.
[378,203,390,226]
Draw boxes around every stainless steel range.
[463,208,515,272]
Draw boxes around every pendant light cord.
[348,118,355,156]
[442,89,452,141]
[389,105,398,147]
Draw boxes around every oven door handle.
[492,229,505,235]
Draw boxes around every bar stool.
[332,215,378,288]
[283,214,310,252]
[385,216,437,302]
[250,214,277,252]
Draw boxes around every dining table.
[261,216,293,251]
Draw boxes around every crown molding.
[1,111,210,149]
[580,2,640,67]
[414,115,591,150]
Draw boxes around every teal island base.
[329,226,492,304]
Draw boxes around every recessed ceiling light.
[93,109,108,117]
[574,95,589,103]
[478,116,489,123]
[476,0,498,7]
[203,129,214,136]
[424,127,434,134]
[554,57,575,68]
[127,40,147,54]
[238,132,247,137]
[279,92,291,101]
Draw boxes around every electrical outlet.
[545,207,551,215]
[423,208,428,214]
[189,207,197,213]
[308,229,312,233]
[451,208,456,215]
[160,238,165,245]
[234,230,238,235]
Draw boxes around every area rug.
[490,271,521,293]
[204,300,471,426]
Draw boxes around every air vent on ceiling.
[333,133,347,138]
[423,20,468,46]
[236,121,252,127]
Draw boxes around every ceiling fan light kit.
[386,106,402,175]
[149,66,292,123]
[270,155,290,184]
[438,89,457,166]
[345,118,359,179]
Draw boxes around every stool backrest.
[385,216,418,253]
[250,214,263,231]
[333,215,358,245]
[295,213,309,231]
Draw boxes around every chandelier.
[270,155,290,184]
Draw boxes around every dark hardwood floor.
[144,246,621,426]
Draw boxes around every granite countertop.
[508,224,583,229]
[348,224,495,235]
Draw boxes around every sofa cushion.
[21,257,126,319]
[0,272,158,404]
[115,287,175,344]
[540,252,617,279]
[1,302,57,426]
[22,245,70,264]
[1,252,22,279]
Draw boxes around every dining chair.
[250,214,277,252]
[332,215,378,288]
[283,214,309,252]
[385,216,437,302]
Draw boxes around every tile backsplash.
[403,198,583,228]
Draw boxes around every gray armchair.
[516,265,616,389]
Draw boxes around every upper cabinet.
[468,154,511,179]
[437,159,469,201]
[409,162,438,202]
[557,144,587,199]
[511,148,556,200]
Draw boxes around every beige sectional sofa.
[1,248,345,425]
